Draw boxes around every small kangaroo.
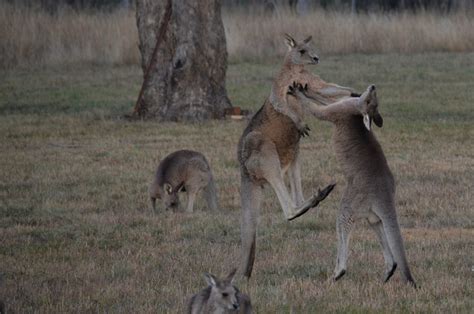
[269,33,358,136]
[288,83,416,287]
[188,269,253,314]
[149,150,218,213]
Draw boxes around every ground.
[0,53,473,313]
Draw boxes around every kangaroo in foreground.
[288,83,416,287]
[269,33,358,136]
[237,34,350,278]
[188,269,252,314]
[149,150,218,212]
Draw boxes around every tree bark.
[135,0,231,121]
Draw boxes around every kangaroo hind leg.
[288,153,304,207]
[368,214,397,283]
[377,206,417,287]
[254,140,334,220]
[333,193,355,281]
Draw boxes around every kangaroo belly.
[261,103,300,169]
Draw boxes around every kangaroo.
[288,83,416,287]
[149,150,218,213]
[237,35,350,279]
[269,33,358,137]
[188,269,253,314]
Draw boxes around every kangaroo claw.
[298,124,311,138]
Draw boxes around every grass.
[1,3,474,68]
[0,52,473,312]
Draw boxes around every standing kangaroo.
[149,150,218,213]
[237,34,351,278]
[269,33,358,136]
[188,269,253,314]
[288,83,416,286]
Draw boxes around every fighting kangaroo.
[149,150,218,213]
[238,34,350,278]
[288,83,416,287]
[269,33,358,136]
[188,269,253,314]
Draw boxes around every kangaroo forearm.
[299,96,330,121]
[318,84,353,98]
[302,89,331,106]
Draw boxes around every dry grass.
[0,53,473,312]
[0,4,139,68]
[224,9,474,60]
[1,3,474,68]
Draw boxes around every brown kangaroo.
[269,33,358,136]
[288,83,416,287]
[237,35,348,278]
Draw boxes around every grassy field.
[0,53,473,312]
[1,2,474,68]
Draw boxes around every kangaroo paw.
[298,124,311,138]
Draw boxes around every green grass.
[0,53,473,313]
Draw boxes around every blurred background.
[1,0,473,69]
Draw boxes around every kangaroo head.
[204,269,240,311]
[357,85,383,131]
[161,182,184,210]
[284,33,319,65]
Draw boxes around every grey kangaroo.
[149,150,218,213]
[288,83,416,287]
[237,35,344,278]
[188,269,252,314]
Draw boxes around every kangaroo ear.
[284,33,296,49]
[204,273,218,287]
[163,183,173,194]
[303,35,312,43]
[363,114,371,131]
[373,112,383,127]
[225,268,237,284]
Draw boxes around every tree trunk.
[134,0,231,121]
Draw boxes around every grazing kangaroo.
[188,269,253,314]
[269,33,358,136]
[288,83,416,287]
[237,34,349,278]
[149,150,218,213]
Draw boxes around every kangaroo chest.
[260,103,300,168]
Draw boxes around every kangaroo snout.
[312,55,319,64]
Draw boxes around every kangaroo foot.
[287,183,336,221]
[333,269,346,281]
[383,263,397,283]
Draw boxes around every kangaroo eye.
[299,49,306,54]
[222,293,229,297]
